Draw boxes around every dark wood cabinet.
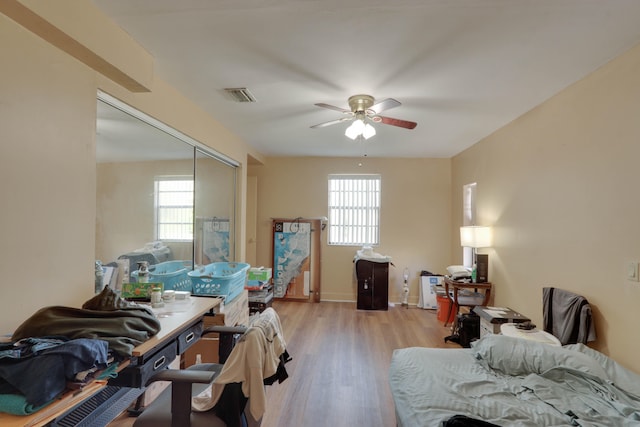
[355,260,389,310]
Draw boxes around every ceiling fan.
[310,94,417,140]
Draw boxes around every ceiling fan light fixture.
[363,123,376,139]
[345,119,368,140]
[314,94,415,137]
[345,119,376,140]
[352,118,365,133]
[345,123,360,140]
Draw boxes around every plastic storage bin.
[188,262,250,301]
[436,294,457,324]
[131,260,192,291]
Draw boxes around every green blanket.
[0,393,50,415]
[12,289,161,357]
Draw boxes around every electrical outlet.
[627,262,639,282]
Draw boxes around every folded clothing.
[0,338,109,408]
[0,337,67,360]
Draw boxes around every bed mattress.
[389,335,640,426]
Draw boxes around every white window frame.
[154,176,194,242]
[328,174,381,246]
[462,182,477,267]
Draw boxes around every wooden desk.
[0,296,221,427]
[443,277,492,326]
[132,296,221,357]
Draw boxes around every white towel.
[192,308,286,421]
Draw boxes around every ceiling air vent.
[223,87,256,103]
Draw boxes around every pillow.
[472,334,608,379]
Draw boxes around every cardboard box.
[183,312,224,366]
[183,333,220,366]
[121,282,163,299]
[248,267,272,282]
[183,290,249,367]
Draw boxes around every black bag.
[443,415,501,426]
[457,312,480,347]
[444,312,480,348]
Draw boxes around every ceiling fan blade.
[378,115,417,129]
[310,117,353,129]
[315,103,351,114]
[368,98,401,114]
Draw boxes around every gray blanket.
[390,335,640,427]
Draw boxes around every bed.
[389,334,640,426]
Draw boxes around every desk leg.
[444,299,455,327]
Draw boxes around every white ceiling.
[96,99,195,163]
[92,0,640,159]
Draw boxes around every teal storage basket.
[131,260,192,291]
[188,262,250,301]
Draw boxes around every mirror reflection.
[195,148,236,266]
[95,96,236,292]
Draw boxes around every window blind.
[155,177,194,241]
[328,174,380,246]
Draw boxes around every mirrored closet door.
[95,92,237,287]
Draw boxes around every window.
[155,177,194,241]
[462,182,477,267]
[328,174,381,246]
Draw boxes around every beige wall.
[0,12,97,330]
[249,157,452,302]
[0,4,253,333]
[451,43,640,372]
[246,175,258,266]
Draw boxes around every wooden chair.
[443,277,492,327]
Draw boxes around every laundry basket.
[188,262,250,301]
[131,260,192,291]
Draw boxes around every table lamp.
[460,226,492,282]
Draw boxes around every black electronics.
[476,254,489,283]
[457,313,480,348]
[516,321,537,330]
[444,312,480,348]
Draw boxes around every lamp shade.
[460,226,491,248]
[362,123,376,139]
[345,124,360,140]
[345,119,376,140]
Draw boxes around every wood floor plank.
[108,300,459,427]
[261,301,458,427]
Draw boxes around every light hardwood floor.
[109,300,458,427]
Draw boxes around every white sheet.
[390,348,568,426]
[389,337,640,427]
